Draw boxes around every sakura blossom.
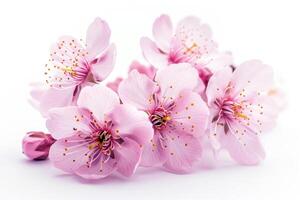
[140,14,232,74]
[47,85,153,179]
[31,18,116,116]
[206,60,278,165]
[118,63,209,173]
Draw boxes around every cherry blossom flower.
[31,18,116,116]
[22,131,56,160]
[118,63,209,173]
[47,85,153,179]
[206,60,278,165]
[140,14,232,73]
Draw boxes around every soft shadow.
[21,157,263,185]
[54,167,166,185]
[55,173,131,185]
[20,158,51,166]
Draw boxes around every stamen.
[163,116,172,122]
[63,66,77,77]
[184,42,198,54]
[231,104,249,120]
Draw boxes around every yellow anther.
[236,112,249,120]
[63,66,77,77]
[88,142,99,150]
[184,42,198,54]
[163,116,172,122]
[232,104,249,120]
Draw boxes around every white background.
[0,0,299,199]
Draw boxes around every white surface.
[0,0,299,199]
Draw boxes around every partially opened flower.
[31,18,116,116]
[206,60,278,165]
[47,85,153,179]
[140,14,232,73]
[118,63,209,173]
[22,131,56,160]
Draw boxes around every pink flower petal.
[231,60,274,97]
[30,84,76,117]
[90,44,116,82]
[77,85,119,122]
[175,16,217,56]
[86,17,111,59]
[140,37,168,68]
[74,155,117,180]
[128,61,157,80]
[118,70,159,110]
[238,96,278,134]
[109,104,154,145]
[47,36,88,88]
[197,52,233,72]
[208,121,225,150]
[140,133,166,167]
[206,67,233,105]
[171,90,209,137]
[49,132,92,173]
[74,154,117,179]
[46,106,90,139]
[152,14,173,52]
[161,130,202,173]
[219,121,265,165]
[155,63,198,99]
[106,77,123,93]
[114,137,142,177]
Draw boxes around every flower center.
[169,41,199,64]
[88,129,123,159]
[215,98,249,121]
[62,62,90,83]
[149,107,172,130]
[97,130,113,155]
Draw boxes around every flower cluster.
[23,15,283,180]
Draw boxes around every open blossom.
[31,18,116,116]
[118,63,209,173]
[140,14,232,74]
[47,85,153,179]
[206,60,278,165]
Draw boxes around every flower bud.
[22,131,56,160]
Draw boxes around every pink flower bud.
[22,131,56,160]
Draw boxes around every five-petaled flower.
[31,18,116,116]
[206,60,278,165]
[47,85,153,179]
[118,63,209,173]
[140,14,232,75]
